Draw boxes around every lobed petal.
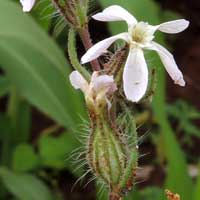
[81,33,129,64]
[151,42,185,86]
[92,5,137,28]
[158,19,189,34]
[123,48,148,102]
[20,0,36,12]
[69,71,89,93]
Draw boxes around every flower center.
[130,22,154,45]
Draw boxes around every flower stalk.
[52,0,101,71]
[68,28,91,81]
[78,27,101,71]
[87,101,138,200]
[69,71,139,200]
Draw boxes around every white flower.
[20,0,36,12]
[81,5,189,102]
[69,71,117,108]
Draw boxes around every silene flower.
[20,0,36,12]
[69,71,117,108]
[81,5,190,102]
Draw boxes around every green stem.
[68,28,91,81]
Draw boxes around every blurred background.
[0,0,199,199]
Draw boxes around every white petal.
[69,71,89,93]
[151,42,185,86]
[158,19,189,34]
[92,5,137,27]
[123,48,148,102]
[90,71,99,85]
[92,74,117,94]
[20,0,36,12]
[81,33,129,64]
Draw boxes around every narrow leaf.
[0,167,53,200]
[0,0,86,128]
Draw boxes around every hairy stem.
[68,28,91,81]
[109,192,121,200]
[52,0,101,71]
[51,0,74,25]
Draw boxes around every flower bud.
[87,104,138,199]
[69,71,138,199]
[52,0,89,29]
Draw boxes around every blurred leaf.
[152,48,193,200]
[152,132,166,164]
[167,100,200,138]
[16,100,31,143]
[0,76,10,97]
[32,0,54,30]
[6,88,32,143]
[53,17,67,38]
[161,10,183,22]
[0,114,13,166]
[140,187,163,200]
[194,165,200,200]
[0,114,10,139]
[167,100,200,120]
[38,132,80,174]
[0,0,85,129]
[0,167,53,200]
[182,122,200,137]
[12,144,40,172]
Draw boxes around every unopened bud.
[52,0,89,29]
[87,105,138,199]
[69,71,138,199]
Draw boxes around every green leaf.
[194,165,200,200]
[0,76,10,97]
[0,0,85,129]
[38,132,80,174]
[12,144,40,172]
[15,100,31,143]
[161,10,183,22]
[140,187,163,200]
[167,100,200,138]
[0,114,13,166]
[32,0,54,30]
[152,44,193,200]
[6,88,32,144]
[0,167,53,200]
